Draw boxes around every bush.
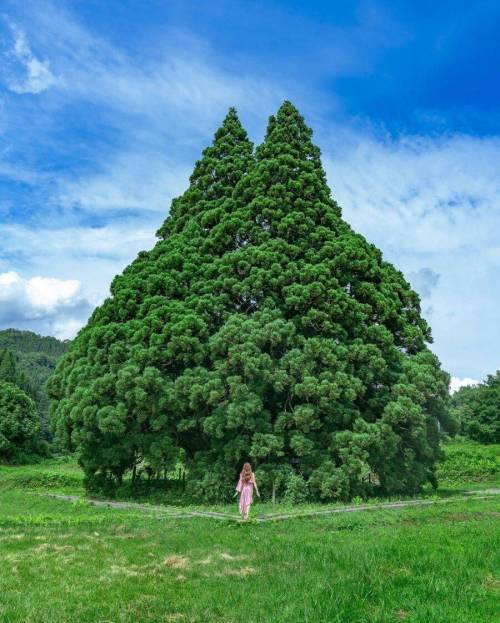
[283,473,309,504]
[185,462,236,503]
[437,442,499,485]
[450,372,500,444]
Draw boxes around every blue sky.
[0,0,499,389]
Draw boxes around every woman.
[235,462,260,520]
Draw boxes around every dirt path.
[41,494,239,520]
[43,488,500,523]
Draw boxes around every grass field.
[0,441,499,622]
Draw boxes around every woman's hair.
[240,462,253,484]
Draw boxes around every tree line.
[0,330,69,462]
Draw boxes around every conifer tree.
[0,349,37,402]
[49,102,450,500]
[0,381,39,462]
[48,110,254,490]
[0,350,17,384]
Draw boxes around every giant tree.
[49,102,450,500]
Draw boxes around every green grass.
[0,440,499,622]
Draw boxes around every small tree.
[0,381,39,462]
[0,350,17,384]
[451,372,500,443]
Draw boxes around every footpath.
[43,488,500,523]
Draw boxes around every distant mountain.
[0,329,70,438]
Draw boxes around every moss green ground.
[0,441,499,622]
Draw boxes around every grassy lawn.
[0,441,499,622]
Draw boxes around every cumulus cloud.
[449,376,480,394]
[5,23,59,94]
[0,271,93,338]
[0,223,156,317]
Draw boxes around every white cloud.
[56,153,191,214]
[24,275,80,311]
[6,6,281,133]
[6,24,59,94]
[449,377,480,394]
[52,318,84,340]
[0,221,156,264]
[0,270,93,338]
[323,131,500,380]
[325,132,500,255]
[0,221,157,317]
[0,270,84,317]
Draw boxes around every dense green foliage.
[0,328,69,356]
[0,380,39,462]
[0,348,36,398]
[451,372,500,443]
[0,329,69,436]
[48,102,451,500]
[436,440,499,486]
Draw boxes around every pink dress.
[236,475,253,516]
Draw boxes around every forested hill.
[0,329,69,356]
[0,329,70,436]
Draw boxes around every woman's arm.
[253,475,260,498]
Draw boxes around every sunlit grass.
[0,488,498,622]
[0,440,498,622]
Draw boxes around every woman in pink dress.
[235,462,260,519]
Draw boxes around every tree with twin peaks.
[48,101,450,500]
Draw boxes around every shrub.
[283,473,309,504]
